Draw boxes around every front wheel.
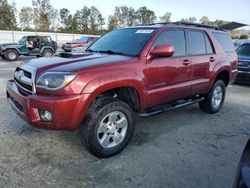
[4,50,19,61]
[199,80,226,114]
[0,55,6,60]
[79,98,135,158]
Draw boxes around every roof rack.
[139,21,226,31]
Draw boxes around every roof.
[132,22,226,32]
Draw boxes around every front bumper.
[6,80,90,130]
[235,70,250,84]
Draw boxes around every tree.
[89,6,105,34]
[50,8,58,31]
[19,7,33,30]
[59,8,70,28]
[135,6,156,25]
[200,16,211,25]
[126,7,136,26]
[107,15,118,31]
[32,0,54,31]
[0,0,17,30]
[159,12,171,23]
[113,6,136,27]
[78,6,91,33]
[212,19,228,27]
[181,17,197,23]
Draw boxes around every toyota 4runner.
[6,22,238,157]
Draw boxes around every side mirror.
[150,44,174,58]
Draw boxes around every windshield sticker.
[135,29,154,34]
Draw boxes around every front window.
[18,36,28,44]
[87,28,156,56]
[78,36,89,43]
[236,43,250,57]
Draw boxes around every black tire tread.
[79,97,134,158]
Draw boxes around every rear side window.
[188,31,206,55]
[213,32,234,52]
[153,30,186,57]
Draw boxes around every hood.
[21,53,134,75]
[0,43,19,48]
[238,55,250,61]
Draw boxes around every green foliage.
[0,2,242,36]
[135,6,156,25]
[32,0,54,31]
[0,0,17,30]
[107,15,118,31]
[159,12,171,23]
[19,7,33,30]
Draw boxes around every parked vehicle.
[233,138,250,188]
[6,22,238,157]
[71,42,93,54]
[0,36,57,61]
[62,36,99,52]
[235,42,250,84]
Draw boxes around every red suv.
[6,22,238,157]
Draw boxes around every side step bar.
[138,98,204,117]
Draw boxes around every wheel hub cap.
[212,86,223,109]
[97,111,128,149]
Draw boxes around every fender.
[40,46,56,53]
[2,47,23,54]
[207,60,231,92]
[82,71,147,111]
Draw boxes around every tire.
[4,49,19,61]
[41,49,53,57]
[199,80,226,114]
[0,55,6,60]
[79,98,135,158]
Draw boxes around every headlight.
[36,72,77,90]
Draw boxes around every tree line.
[0,0,236,36]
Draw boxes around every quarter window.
[153,30,186,57]
[213,32,234,52]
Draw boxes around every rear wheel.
[41,49,53,57]
[4,50,19,61]
[79,98,135,158]
[199,80,226,114]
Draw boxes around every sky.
[13,0,250,25]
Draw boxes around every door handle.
[210,57,215,62]
[182,59,191,66]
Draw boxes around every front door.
[145,29,192,107]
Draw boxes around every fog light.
[39,109,53,122]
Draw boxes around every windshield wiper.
[87,49,136,57]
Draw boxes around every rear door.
[187,30,214,95]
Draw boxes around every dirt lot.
[0,58,250,188]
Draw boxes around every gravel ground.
[0,58,250,188]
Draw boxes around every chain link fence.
[0,30,86,47]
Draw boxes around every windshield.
[77,36,89,43]
[236,43,250,57]
[87,28,156,56]
[18,36,27,44]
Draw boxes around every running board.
[138,98,204,117]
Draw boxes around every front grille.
[14,67,34,94]
[238,61,250,68]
